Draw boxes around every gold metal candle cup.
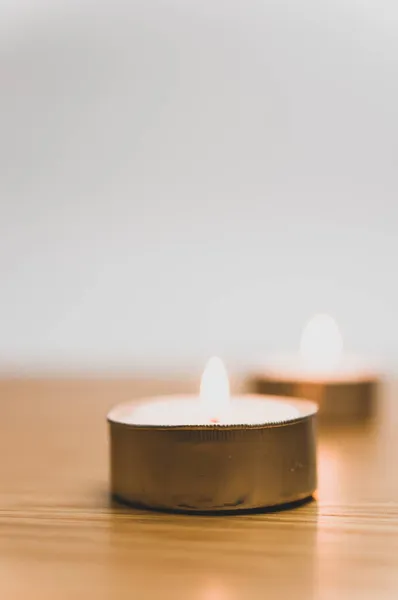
[108,397,318,513]
[250,373,378,422]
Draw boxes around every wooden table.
[0,378,397,600]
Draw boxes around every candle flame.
[300,313,343,372]
[200,356,230,419]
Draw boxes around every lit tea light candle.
[129,357,300,426]
[108,357,317,512]
[250,314,379,421]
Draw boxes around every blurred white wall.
[0,0,397,373]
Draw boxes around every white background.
[0,1,397,374]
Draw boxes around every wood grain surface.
[0,377,397,600]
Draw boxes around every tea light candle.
[108,357,318,512]
[249,314,379,421]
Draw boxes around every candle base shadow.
[110,493,315,516]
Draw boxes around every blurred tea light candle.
[250,314,379,421]
[108,357,318,512]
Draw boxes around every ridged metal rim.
[107,395,318,430]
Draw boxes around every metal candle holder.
[108,397,318,513]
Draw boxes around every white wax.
[259,354,376,382]
[118,394,300,426]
